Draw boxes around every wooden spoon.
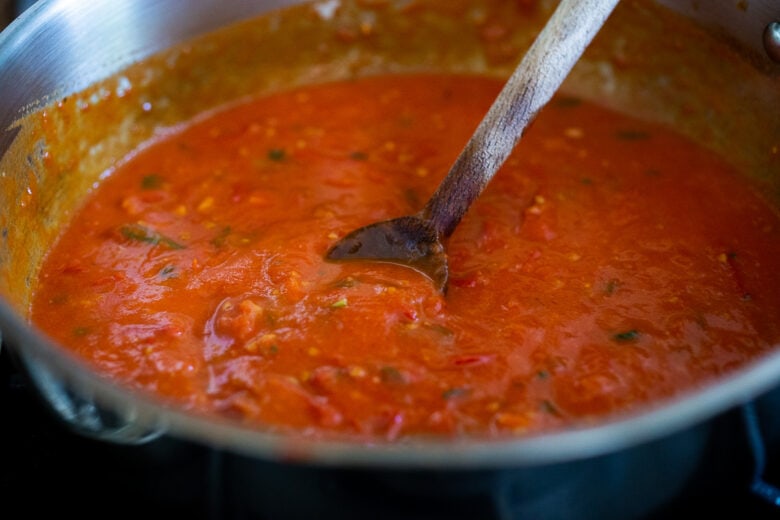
[326,0,620,292]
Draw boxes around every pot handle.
[743,402,780,507]
[18,348,166,444]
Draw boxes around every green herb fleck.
[616,129,650,141]
[380,366,405,384]
[268,148,286,161]
[536,370,549,380]
[269,344,279,355]
[350,151,368,161]
[541,399,561,416]
[330,298,348,309]
[605,278,621,295]
[159,264,177,279]
[73,326,89,337]
[334,277,358,288]
[612,329,640,343]
[580,177,593,185]
[141,174,163,190]
[442,387,470,400]
[120,224,184,250]
[210,226,232,248]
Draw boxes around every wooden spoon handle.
[423,0,620,238]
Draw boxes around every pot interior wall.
[0,0,778,317]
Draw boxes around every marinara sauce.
[31,75,780,440]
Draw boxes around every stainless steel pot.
[0,1,778,517]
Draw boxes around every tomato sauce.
[30,74,780,440]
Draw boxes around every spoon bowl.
[326,213,448,291]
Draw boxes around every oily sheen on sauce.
[31,75,780,441]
